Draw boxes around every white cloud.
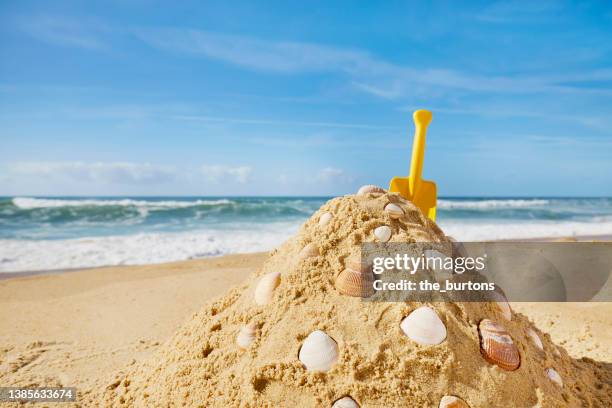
[200,165,252,184]
[18,16,108,50]
[10,162,175,184]
[315,167,354,184]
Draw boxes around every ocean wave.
[438,199,549,210]
[0,224,298,273]
[12,197,233,209]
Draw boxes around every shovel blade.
[389,176,437,221]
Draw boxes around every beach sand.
[0,250,610,405]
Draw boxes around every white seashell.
[439,395,470,408]
[546,368,563,387]
[332,396,359,408]
[236,323,257,349]
[527,328,543,351]
[491,287,512,321]
[384,203,404,219]
[299,243,320,259]
[374,225,392,242]
[400,306,447,345]
[298,330,339,372]
[254,272,281,305]
[357,184,385,196]
[319,212,333,226]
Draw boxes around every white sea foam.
[12,197,232,209]
[438,199,549,210]
[1,219,611,273]
[0,222,299,273]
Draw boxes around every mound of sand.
[101,191,611,407]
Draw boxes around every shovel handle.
[409,109,432,194]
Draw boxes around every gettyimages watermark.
[359,242,612,302]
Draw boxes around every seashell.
[335,262,374,298]
[357,184,385,196]
[236,323,257,349]
[439,395,470,408]
[374,225,392,242]
[254,272,281,305]
[527,328,543,351]
[384,203,404,219]
[478,319,520,371]
[319,212,333,226]
[400,306,447,345]
[332,396,359,408]
[491,287,512,321]
[298,330,339,372]
[299,243,319,259]
[546,368,563,387]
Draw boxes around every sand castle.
[102,187,611,407]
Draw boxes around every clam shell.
[478,319,520,371]
[332,396,359,408]
[491,287,512,321]
[546,368,563,387]
[298,330,339,372]
[254,272,281,305]
[299,243,320,259]
[236,323,257,349]
[374,225,392,242]
[357,184,385,196]
[527,328,543,351]
[319,212,333,226]
[400,306,447,345]
[335,263,374,298]
[384,203,404,219]
[439,395,470,408]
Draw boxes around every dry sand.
[0,194,610,407]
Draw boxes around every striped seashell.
[335,261,374,298]
[236,323,257,349]
[254,272,281,305]
[298,330,339,372]
[357,184,386,196]
[332,396,359,408]
[299,243,320,259]
[546,368,563,387]
[374,225,392,242]
[400,306,447,345]
[527,328,543,351]
[439,395,470,408]
[384,203,404,219]
[478,319,520,371]
[319,212,333,226]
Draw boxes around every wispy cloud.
[9,162,176,184]
[17,15,109,50]
[200,165,253,184]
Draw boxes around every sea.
[1,196,611,273]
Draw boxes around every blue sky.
[0,0,611,196]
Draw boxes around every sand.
[0,193,611,407]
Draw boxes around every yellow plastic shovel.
[389,109,437,221]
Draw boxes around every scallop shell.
[357,184,385,196]
[332,396,359,408]
[384,203,404,219]
[299,243,319,259]
[319,212,333,226]
[439,395,470,408]
[527,328,544,351]
[400,306,447,345]
[374,225,392,242]
[298,330,339,372]
[478,319,520,371]
[335,262,374,298]
[236,323,257,349]
[546,368,563,387]
[254,272,281,305]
